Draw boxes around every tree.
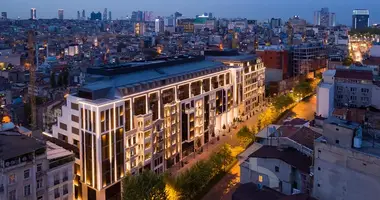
[272,94,295,111]
[237,126,253,146]
[342,57,354,66]
[294,81,312,97]
[217,143,233,171]
[122,170,167,200]
[50,72,56,88]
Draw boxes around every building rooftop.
[0,131,45,160]
[81,57,224,92]
[46,141,73,160]
[232,183,316,200]
[249,146,312,173]
[325,116,361,130]
[232,182,285,200]
[335,69,373,81]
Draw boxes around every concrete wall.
[316,83,334,118]
[371,85,380,110]
[245,157,300,195]
[313,141,380,200]
[322,122,355,148]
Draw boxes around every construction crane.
[28,30,37,130]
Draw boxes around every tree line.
[122,144,234,200]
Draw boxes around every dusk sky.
[3,0,380,25]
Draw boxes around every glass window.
[259,175,263,183]
[9,190,16,200]
[24,169,30,179]
[37,164,42,172]
[63,184,68,195]
[8,174,16,184]
[71,103,79,110]
[37,179,43,189]
[54,188,60,198]
[24,185,31,196]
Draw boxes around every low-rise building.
[313,117,380,200]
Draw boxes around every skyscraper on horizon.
[1,12,7,20]
[314,7,335,27]
[82,9,86,20]
[103,8,107,21]
[77,11,80,20]
[330,12,336,27]
[30,8,36,20]
[109,11,112,21]
[352,9,369,29]
[58,9,64,20]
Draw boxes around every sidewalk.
[168,108,264,175]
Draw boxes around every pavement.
[168,107,264,175]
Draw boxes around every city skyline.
[2,0,380,25]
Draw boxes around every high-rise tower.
[352,9,369,29]
[58,9,64,20]
[30,8,37,20]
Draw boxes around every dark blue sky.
[3,0,380,25]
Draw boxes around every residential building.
[50,53,265,199]
[154,18,164,33]
[46,141,75,200]
[352,9,369,30]
[240,145,313,195]
[313,117,380,200]
[0,126,75,200]
[316,70,335,118]
[256,45,290,81]
[270,18,282,29]
[0,129,47,200]
[317,65,380,116]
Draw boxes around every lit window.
[258,175,263,183]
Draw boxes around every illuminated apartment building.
[50,51,265,199]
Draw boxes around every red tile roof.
[363,56,380,66]
[289,127,322,149]
[335,69,373,80]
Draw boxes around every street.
[277,95,317,123]
[202,95,317,200]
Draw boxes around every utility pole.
[28,30,37,130]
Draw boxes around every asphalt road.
[277,95,317,124]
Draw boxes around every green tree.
[294,81,312,97]
[237,126,253,146]
[122,170,167,200]
[342,57,354,66]
[272,94,295,111]
[217,143,233,171]
[50,72,56,88]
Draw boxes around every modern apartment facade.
[51,53,265,199]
